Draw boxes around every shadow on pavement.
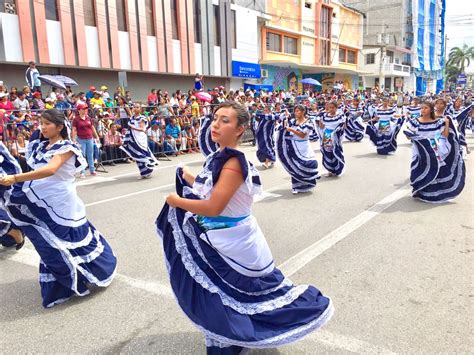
[100,330,284,354]
[380,195,457,213]
[351,152,390,159]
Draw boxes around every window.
[213,5,220,46]
[230,9,237,49]
[284,36,297,55]
[193,0,201,43]
[347,50,356,64]
[320,39,330,65]
[320,6,330,39]
[116,0,127,31]
[171,0,179,40]
[304,2,312,9]
[145,0,155,36]
[44,0,58,21]
[339,48,346,62]
[266,32,281,52]
[0,0,16,14]
[366,53,375,64]
[83,0,96,26]
[386,50,394,63]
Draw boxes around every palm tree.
[446,44,474,73]
[445,65,460,85]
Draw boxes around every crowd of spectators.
[1,72,469,174]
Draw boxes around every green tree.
[446,44,474,73]
[445,65,460,87]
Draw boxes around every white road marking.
[75,158,204,186]
[84,181,287,208]
[3,247,173,298]
[253,191,281,202]
[278,186,411,277]
[75,176,118,186]
[85,183,174,207]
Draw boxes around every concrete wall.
[344,0,408,48]
[0,64,229,102]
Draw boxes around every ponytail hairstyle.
[41,109,69,139]
[294,104,307,115]
[213,101,250,136]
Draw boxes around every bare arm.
[182,166,196,185]
[0,152,74,185]
[71,126,77,142]
[286,127,307,139]
[167,158,244,216]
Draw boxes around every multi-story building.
[345,0,445,94]
[257,0,364,92]
[0,0,266,98]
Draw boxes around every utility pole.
[377,29,389,92]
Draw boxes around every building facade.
[345,0,445,94]
[0,0,265,98]
[257,0,363,92]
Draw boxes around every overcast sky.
[445,0,474,51]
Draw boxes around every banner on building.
[232,61,261,78]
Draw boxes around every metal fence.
[0,103,255,172]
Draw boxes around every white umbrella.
[38,75,67,90]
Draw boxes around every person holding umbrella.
[25,61,41,93]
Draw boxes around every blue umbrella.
[38,75,67,90]
[300,78,322,86]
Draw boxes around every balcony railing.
[384,63,411,75]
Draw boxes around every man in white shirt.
[13,92,29,112]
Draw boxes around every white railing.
[384,63,411,74]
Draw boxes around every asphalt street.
[1,132,473,354]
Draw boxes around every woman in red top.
[71,103,99,178]
[0,93,15,140]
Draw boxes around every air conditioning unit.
[260,69,268,78]
[4,3,16,14]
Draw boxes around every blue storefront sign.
[457,74,467,85]
[232,61,261,78]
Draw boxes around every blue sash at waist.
[197,215,250,231]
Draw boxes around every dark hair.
[421,101,436,120]
[41,109,68,139]
[294,104,307,115]
[328,101,338,108]
[434,98,446,107]
[213,101,250,128]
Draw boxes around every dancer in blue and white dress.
[255,106,277,169]
[0,109,117,308]
[199,114,219,157]
[317,101,346,177]
[120,103,159,178]
[366,97,404,155]
[276,104,319,194]
[344,97,365,142]
[405,102,465,203]
[405,98,422,121]
[449,100,472,157]
[307,103,321,142]
[157,102,333,354]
